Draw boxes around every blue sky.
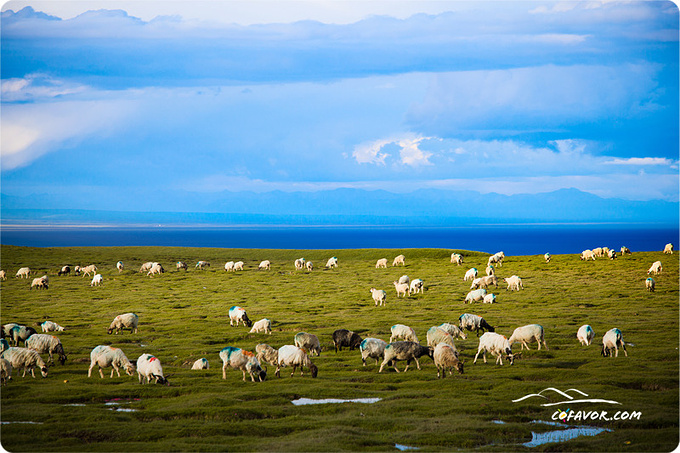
[1,1,678,217]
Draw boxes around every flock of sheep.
[0,242,673,385]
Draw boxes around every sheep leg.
[88,363,95,377]
[99,367,105,379]
[414,357,421,370]
[621,342,628,357]
[290,365,297,377]
[275,365,281,377]
[242,370,247,382]
[222,363,228,379]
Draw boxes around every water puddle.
[63,404,86,407]
[291,397,382,406]
[108,407,138,412]
[523,425,610,447]
[395,443,419,451]
[0,421,43,425]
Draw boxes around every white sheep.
[0,270,6,281]
[177,261,188,271]
[15,267,30,279]
[580,250,596,261]
[426,326,457,351]
[31,275,49,290]
[275,345,318,378]
[577,325,594,346]
[326,257,338,268]
[393,281,410,297]
[508,324,548,350]
[258,260,271,270]
[504,275,523,291]
[398,275,410,285]
[147,263,164,276]
[108,313,139,334]
[488,252,504,267]
[359,338,387,366]
[249,318,272,334]
[294,258,306,270]
[620,246,631,255]
[136,353,168,384]
[255,344,279,368]
[195,261,210,269]
[25,333,67,365]
[116,261,124,273]
[410,279,424,294]
[601,328,627,357]
[40,321,65,332]
[0,357,11,384]
[140,261,155,273]
[648,261,662,275]
[389,324,418,343]
[80,264,97,277]
[305,261,314,271]
[486,264,495,276]
[220,347,267,382]
[458,313,495,336]
[646,277,655,292]
[470,275,497,290]
[473,332,515,365]
[438,323,467,340]
[544,253,551,263]
[1,347,48,378]
[663,243,674,254]
[392,254,405,266]
[434,343,464,377]
[463,268,478,281]
[228,306,252,328]
[593,247,604,258]
[191,358,209,370]
[90,274,103,286]
[88,345,135,378]
[450,253,463,265]
[483,293,496,304]
[294,332,322,356]
[234,261,244,271]
[465,288,487,303]
[224,261,235,271]
[370,288,387,306]
[375,258,388,269]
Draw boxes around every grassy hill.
[0,245,677,451]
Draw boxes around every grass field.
[0,245,678,452]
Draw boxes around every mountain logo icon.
[512,387,621,406]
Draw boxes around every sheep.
[663,243,674,254]
[147,263,164,276]
[58,265,70,276]
[228,306,252,328]
[31,275,49,290]
[40,321,65,333]
[608,249,617,260]
[1,347,48,378]
[504,275,523,291]
[0,339,9,353]
[470,275,497,290]
[80,264,97,277]
[450,253,463,265]
[177,261,188,271]
[220,347,266,382]
[648,261,663,275]
[15,267,30,278]
[483,293,496,304]
[140,261,155,273]
[0,270,5,281]
[392,254,405,266]
[426,326,457,350]
[294,258,306,270]
[90,274,103,286]
[438,322,468,340]
[508,324,548,350]
[10,325,36,346]
[486,264,495,276]
[398,275,410,285]
[544,253,551,263]
[465,288,487,303]
[646,277,655,292]
[224,261,235,271]
[191,358,209,370]
[389,324,418,343]
[25,333,67,365]
[305,261,314,271]
[326,256,338,268]
[474,332,516,365]
[577,325,595,346]
[136,353,168,384]
[434,343,464,377]
[593,247,604,258]
[258,260,271,270]
[359,338,387,366]
[294,332,322,356]
[375,258,388,269]
[73,265,82,275]
[234,261,244,271]
[463,268,478,281]
[249,318,272,334]
[116,261,124,273]
[88,345,135,378]
[275,345,318,378]
[488,251,504,267]
[0,358,11,385]
[195,261,210,269]
[3,323,20,338]
[393,281,410,297]
[255,343,279,368]
[379,341,433,373]
[580,249,596,261]
[107,313,139,335]
[601,328,628,357]
[410,279,424,294]
[620,246,631,255]
[459,313,495,336]
[370,288,387,306]
[332,329,363,352]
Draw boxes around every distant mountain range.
[1,188,677,226]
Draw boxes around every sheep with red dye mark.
[601,328,627,358]
[88,345,135,378]
[438,322,467,340]
[379,341,433,373]
[275,345,318,378]
[434,343,464,378]
[220,347,266,382]
[25,333,67,365]
[359,338,387,366]
[294,332,321,356]
[508,324,548,351]
[1,347,48,378]
[474,332,515,365]
[390,324,418,343]
[136,353,168,384]
[108,313,139,334]
[332,329,363,352]
[228,306,252,328]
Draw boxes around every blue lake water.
[1,224,677,256]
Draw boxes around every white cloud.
[604,157,676,166]
[352,134,433,167]
[1,74,89,101]
[397,136,433,167]
[352,138,392,165]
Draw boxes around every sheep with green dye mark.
[463,268,477,281]
[359,338,387,366]
[410,278,424,294]
[465,288,487,303]
[10,325,36,346]
[326,256,338,268]
[220,347,266,382]
[228,306,252,328]
[601,328,627,357]
[577,325,594,346]
[191,358,209,370]
[646,277,655,292]
[450,253,463,265]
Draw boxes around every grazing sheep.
[601,328,628,358]
[504,275,523,291]
[580,250,596,261]
[10,326,36,346]
[544,253,551,263]
[107,313,139,335]
[471,275,497,290]
[294,332,322,356]
[31,275,49,290]
[376,258,388,269]
[228,306,253,328]
[25,333,67,365]
[593,247,604,258]
[88,345,135,378]
[147,263,164,276]
[379,341,433,373]
[0,358,11,384]
[646,277,655,292]
[648,261,663,275]
[486,264,495,276]
[116,261,124,272]
[326,257,338,268]
[276,345,318,378]
[90,274,103,286]
[392,254,405,266]
[359,338,388,366]
[483,293,496,304]
[305,261,314,271]
[176,261,188,271]
[577,325,595,346]
[234,261,244,271]
[140,262,155,273]
[249,318,272,335]
[488,251,504,267]
[332,329,363,352]
[0,339,9,353]
[464,268,478,281]
[389,324,418,343]
[224,261,235,271]
[255,344,279,368]
[438,322,467,340]
[434,343,464,377]
[393,281,410,297]
[459,313,495,336]
[663,243,674,254]
[3,323,20,338]
[450,253,463,265]
[398,275,410,285]
[58,266,70,276]
[191,358,209,370]
[195,261,210,270]
[258,260,271,270]
[465,288,487,303]
[136,353,168,384]
[508,324,548,350]
[294,258,306,270]
[370,288,387,306]
[15,267,30,278]
[80,264,97,277]
[40,321,65,333]
[410,279,424,294]
[0,270,5,281]
[220,347,267,382]
[608,249,617,260]
[73,266,82,275]
[1,347,48,378]
[426,326,457,350]
[620,246,631,255]
[473,332,515,366]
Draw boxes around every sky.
[1,1,679,219]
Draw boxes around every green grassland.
[0,245,678,452]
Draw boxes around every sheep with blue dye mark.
[0,339,10,353]
[117,261,124,272]
[228,306,252,328]
[275,345,318,378]
[326,257,338,268]
[88,345,135,378]
[464,268,478,281]
[508,324,548,350]
[294,258,306,270]
[620,246,631,255]
[483,293,496,304]
[544,253,551,263]
[177,261,188,271]
[332,329,363,352]
[379,341,433,373]
[255,344,279,368]
[195,261,210,269]
[10,325,36,346]
[3,323,19,338]
[465,288,487,303]
[602,328,627,357]
[249,318,272,334]
[577,325,594,346]
[410,279,424,294]
[1,347,48,378]
[136,353,168,384]
[474,332,515,366]
[108,313,139,334]
[426,326,457,351]
[486,264,495,276]
[459,313,495,336]
[389,324,418,343]
[370,288,387,306]
[25,333,67,365]
[646,277,655,292]
[434,343,464,377]
[438,323,467,340]
[191,358,209,370]
[220,346,267,382]
[294,332,321,356]
[359,338,387,366]
[450,253,463,265]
